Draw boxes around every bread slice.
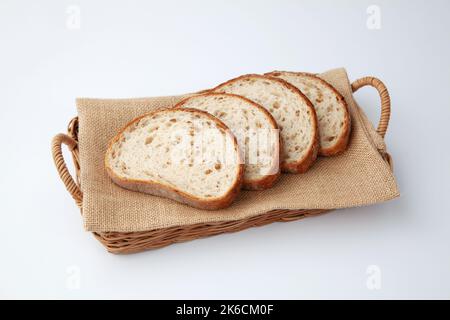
[105,108,244,210]
[266,71,351,156]
[210,74,319,173]
[174,93,281,190]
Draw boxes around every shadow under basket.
[52,76,395,254]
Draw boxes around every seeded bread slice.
[210,74,319,173]
[105,108,244,210]
[266,71,351,156]
[175,93,281,190]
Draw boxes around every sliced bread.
[105,108,244,210]
[210,74,319,173]
[266,71,351,156]
[174,93,281,190]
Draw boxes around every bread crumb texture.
[106,109,241,198]
[213,76,315,164]
[178,94,279,182]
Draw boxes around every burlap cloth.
[77,68,399,232]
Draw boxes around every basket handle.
[351,76,391,138]
[51,133,83,208]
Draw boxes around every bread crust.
[105,108,244,210]
[173,92,282,190]
[210,74,319,174]
[266,71,351,156]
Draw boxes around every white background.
[1,0,449,299]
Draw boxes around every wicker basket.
[52,76,391,254]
